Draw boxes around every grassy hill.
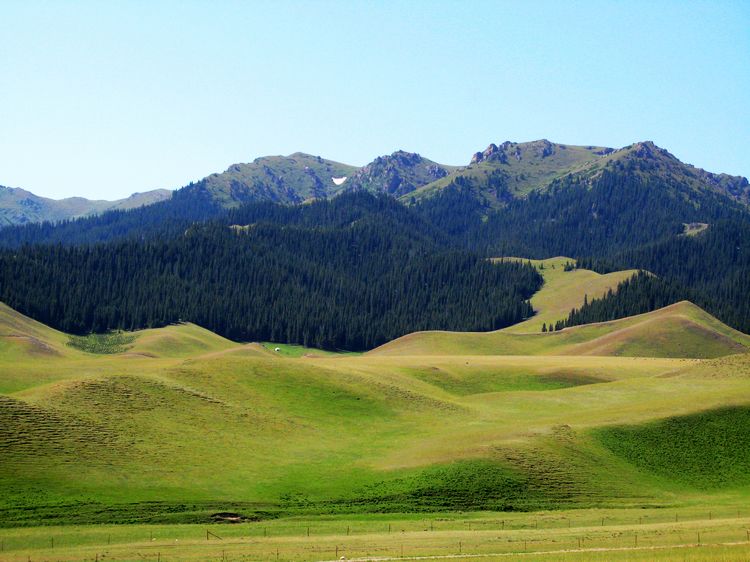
[371,258,750,358]
[371,300,750,358]
[1,290,750,530]
[498,257,639,334]
[0,301,74,360]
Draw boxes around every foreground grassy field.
[1,507,749,561]
[1,259,749,559]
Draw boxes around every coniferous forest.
[554,271,687,331]
[1,161,749,345]
[0,193,541,350]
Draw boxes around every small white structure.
[332,176,347,186]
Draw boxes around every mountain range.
[0,185,171,226]
[4,139,747,226]
[0,137,749,346]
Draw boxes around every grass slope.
[405,141,608,206]
[371,301,750,359]
[597,406,750,490]
[200,152,357,206]
[2,251,750,559]
[498,257,638,334]
[403,140,749,209]
[0,301,74,359]
[2,298,750,529]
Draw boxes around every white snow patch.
[332,176,347,186]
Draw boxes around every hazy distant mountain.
[0,185,171,226]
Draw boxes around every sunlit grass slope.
[371,301,750,358]
[2,298,750,528]
[0,301,74,359]
[498,257,638,334]
[405,141,608,206]
[127,323,238,358]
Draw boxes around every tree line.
[0,194,541,350]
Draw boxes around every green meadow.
[1,259,750,560]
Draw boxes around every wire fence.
[2,508,749,561]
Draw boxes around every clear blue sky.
[1,0,748,200]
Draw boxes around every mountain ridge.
[404,139,750,208]
[0,185,171,226]
[2,140,747,227]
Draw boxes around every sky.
[0,0,748,200]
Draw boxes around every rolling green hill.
[370,258,750,358]
[1,268,750,533]
[498,257,639,334]
[371,300,750,358]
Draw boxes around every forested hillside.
[0,193,540,350]
[574,220,750,332]
[1,140,748,344]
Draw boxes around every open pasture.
[1,507,750,561]
[2,261,750,560]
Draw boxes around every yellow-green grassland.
[1,259,749,560]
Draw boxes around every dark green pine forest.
[1,147,750,346]
[0,193,540,350]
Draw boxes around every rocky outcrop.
[346,151,453,197]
